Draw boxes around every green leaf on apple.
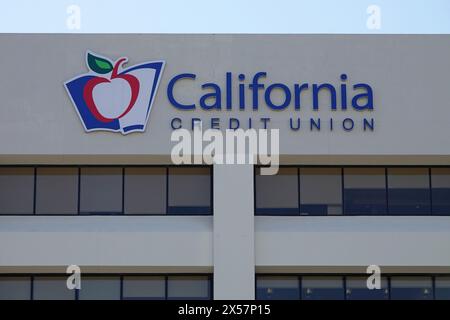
[87,52,113,74]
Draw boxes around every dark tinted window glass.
[123,276,165,300]
[300,168,342,216]
[302,276,344,300]
[78,276,121,300]
[431,168,450,214]
[124,168,166,214]
[346,276,389,300]
[168,168,211,214]
[344,168,387,215]
[0,167,34,214]
[167,276,210,300]
[435,276,450,300]
[256,276,299,300]
[0,275,214,300]
[36,167,78,214]
[33,277,75,300]
[80,167,122,214]
[387,168,430,215]
[0,277,31,300]
[390,277,433,300]
[255,168,298,215]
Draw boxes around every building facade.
[0,34,450,300]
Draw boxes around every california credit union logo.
[65,51,165,134]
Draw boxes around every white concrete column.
[213,164,255,300]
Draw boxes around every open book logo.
[65,51,165,134]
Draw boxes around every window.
[0,165,213,216]
[256,276,299,300]
[168,167,211,214]
[254,166,450,216]
[0,277,31,300]
[0,167,34,214]
[0,274,212,300]
[255,168,298,215]
[78,276,121,300]
[124,168,166,214]
[3,274,450,301]
[435,276,450,300]
[387,168,430,215]
[256,275,447,300]
[390,276,433,300]
[36,167,78,214]
[300,168,342,215]
[344,168,387,215]
[79,167,123,214]
[346,276,389,300]
[167,276,211,300]
[431,168,450,214]
[301,276,345,300]
[33,276,75,300]
[123,276,165,300]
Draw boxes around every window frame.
[0,165,213,216]
[254,165,449,216]
[256,273,449,300]
[0,273,213,300]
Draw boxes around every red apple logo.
[83,53,140,123]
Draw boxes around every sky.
[0,0,449,33]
